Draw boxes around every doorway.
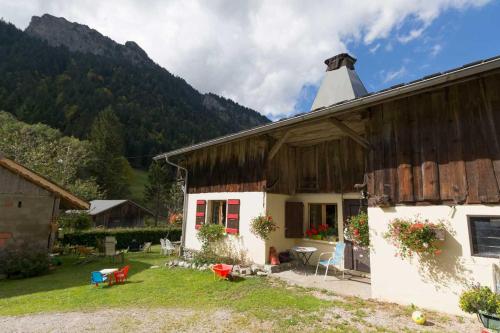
[343,199,370,273]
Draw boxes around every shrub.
[61,227,181,249]
[197,224,225,249]
[459,285,500,315]
[0,239,50,279]
[57,212,93,231]
[384,217,445,258]
[344,212,369,247]
[250,215,278,240]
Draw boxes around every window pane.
[210,201,226,225]
[326,204,338,236]
[309,204,322,229]
[470,216,500,257]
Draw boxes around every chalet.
[154,53,500,315]
[0,154,89,249]
[89,200,153,228]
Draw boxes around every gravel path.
[0,304,480,333]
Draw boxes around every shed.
[89,200,153,228]
[0,154,89,249]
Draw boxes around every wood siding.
[366,73,500,205]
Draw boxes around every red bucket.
[211,264,233,279]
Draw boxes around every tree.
[144,160,173,225]
[89,107,132,198]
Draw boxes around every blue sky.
[294,1,500,114]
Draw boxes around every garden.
[0,244,481,332]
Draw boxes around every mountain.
[0,15,269,168]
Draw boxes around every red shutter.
[195,200,206,229]
[226,199,240,234]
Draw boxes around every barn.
[89,200,153,228]
[155,53,500,315]
[0,154,89,249]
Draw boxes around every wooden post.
[267,130,292,162]
[329,117,371,150]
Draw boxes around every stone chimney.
[310,53,367,111]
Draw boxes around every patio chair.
[113,265,130,284]
[141,242,152,253]
[90,271,107,287]
[161,238,176,255]
[315,242,346,280]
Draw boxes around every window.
[209,200,227,225]
[469,216,500,257]
[309,203,338,235]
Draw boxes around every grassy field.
[129,168,148,204]
[0,247,477,332]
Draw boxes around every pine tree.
[89,107,132,198]
[144,161,173,225]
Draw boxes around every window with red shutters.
[195,200,206,229]
[226,199,240,234]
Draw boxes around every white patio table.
[99,268,118,285]
[292,246,317,275]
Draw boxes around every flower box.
[479,311,500,331]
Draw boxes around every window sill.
[300,238,337,245]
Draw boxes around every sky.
[0,0,499,120]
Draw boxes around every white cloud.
[430,44,443,56]
[381,66,407,83]
[0,0,490,118]
[398,27,426,43]
[369,43,381,54]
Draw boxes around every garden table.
[292,246,317,275]
[100,268,118,285]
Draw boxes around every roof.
[154,54,500,160]
[0,155,89,210]
[89,199,154,216]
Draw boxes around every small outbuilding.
[89,200,153,228]
[0,154,89,249]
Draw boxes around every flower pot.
[479,311,500,331]
[311,235,322,240]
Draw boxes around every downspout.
[164,154,189,254]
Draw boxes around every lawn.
[0,247,478,332]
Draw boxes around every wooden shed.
[89,200,153,228]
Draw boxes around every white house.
[155,53,500,315]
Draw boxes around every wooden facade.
[183,70,500,207]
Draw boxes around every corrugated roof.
[154,54,500,160]
[88,199,154,216]
[0,155,89,210]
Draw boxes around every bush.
[459,285,500,315]
[197,224,225,248]
[57,212,93,231]
[250,215,278,240]
[0,239,50,279]
[61,227,181,249]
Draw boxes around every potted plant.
[344,212,369,247]
[318,224,329,240]
[250,215,278,240]
[306,227,321,240]
[459,285,500,330]
[383,217,445,258]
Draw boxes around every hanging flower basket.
[384,217,446,259]
[344,212,370,247]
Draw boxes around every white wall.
[184,192,267,264]
[370,205,498,315]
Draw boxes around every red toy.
[113,265,130,284]
[211,264,233,280]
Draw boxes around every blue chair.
[90,271,107,286]
[315,242,346,280]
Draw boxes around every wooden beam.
[329,117,371,149]
[267,130,292,161]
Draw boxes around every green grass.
[0,247,329,319]
[129,168,148,203]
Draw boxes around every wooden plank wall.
[186,137,268,193]
[366,73,500,205]
[267,137,365,195]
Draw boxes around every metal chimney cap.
[324,53,357,71]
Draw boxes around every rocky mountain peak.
[25,14,153,67]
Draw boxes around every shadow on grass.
[0,252,156,299]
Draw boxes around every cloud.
[398,27,425,43]
[369,43,381,54]
[381,66,407,83]
[0,0,491,118]
[430,44,443,56]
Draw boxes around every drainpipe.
[163,154,189,254]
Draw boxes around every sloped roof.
[89,199,154,216]
[155,54,500,160]
[0,155,89,210]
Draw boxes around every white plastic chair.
[161,238,175,255]
[315,242,346,280]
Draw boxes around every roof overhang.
[154,55,500,160]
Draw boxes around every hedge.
[61,227,182,249]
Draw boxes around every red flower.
[353,229,360,236]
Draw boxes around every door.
[285,202,304,238]
[343,199,370,273]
